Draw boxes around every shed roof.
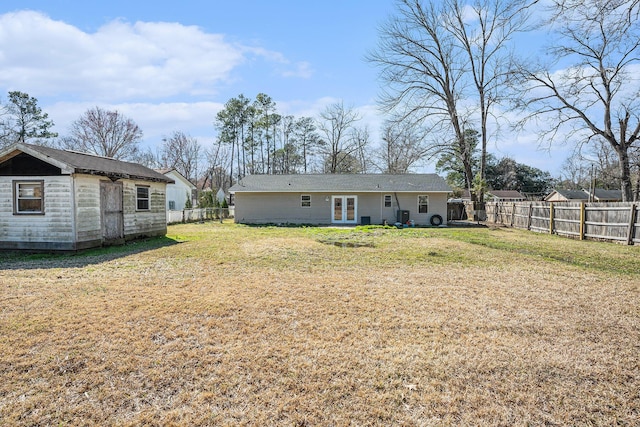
[0,143,173,183]
[229,174,452,193]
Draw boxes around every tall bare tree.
[317,102,363,174]
[60,106,142,160]
[445,0,536,200]
[161,131,202,184]
[369,0,475,195]
[514,0,640,201]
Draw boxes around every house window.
[14,181,44,214]
[168,200,176,210]
[301,194,311,208]
[136,186,150,211]
[384,194,392,208]
[418,195,429,213]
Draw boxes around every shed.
[0,143,174,251]
[229,174,452,226]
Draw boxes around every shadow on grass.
[0,236,181,270]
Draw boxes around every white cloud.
[0,11,294,101]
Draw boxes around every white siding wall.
[0,176,75,249]
[234,192,449,226]
[123,180,167,238]
[74,175,102,244]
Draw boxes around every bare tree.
[60,107,142,160]
[376,119,430,173]
[445,0,536,200]
[316,102,362,174]
[368,0,475,195]
[514,0,640,201]
[161,131,202,184]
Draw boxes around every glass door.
[332,196,357,224]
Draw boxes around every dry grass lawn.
[1,223,639,426]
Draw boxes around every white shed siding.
[74,175,102,243]
[0,176,74,246]
[123,181,167,238]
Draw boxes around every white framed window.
[14,180,44,214]
[301,194,311,208]
[384,194,392,208]
[418,195,429,213]
[136,186,150,211]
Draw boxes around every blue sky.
[0,0,569,175]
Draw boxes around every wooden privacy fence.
[486,201,640,245]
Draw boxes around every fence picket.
[485,201,639,245]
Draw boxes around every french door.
[332,195,357,224]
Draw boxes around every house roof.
[486,190,526,199]
[156,168,196,189]
[0,143,173,183]
[546,189,589,201]
[590,188,622,201]
[545,188,623,202]
[229,174,452,193]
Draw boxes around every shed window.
[301,194,311,208]
[136,186,150,211]
[384,194,392,208]
[418,195,429,213]
[14,181,44,214]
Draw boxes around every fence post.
[627,203,637,246]
[511,202,516,227]
[549,202,554,235]
[527,203,533,230]
[580,202,585,241]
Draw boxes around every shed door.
[100,181,124,243]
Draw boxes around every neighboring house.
[584,188,623,202]
[544,188,622,202]
[157,168,197,211]
[544,189,589,202]
[0,143,174,251]
[229,174,452,226]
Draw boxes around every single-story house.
[157,168,197,211]
[0,143,174,251]
[229,174,452,226]
[544,188,623,202]
[544,189,589,202]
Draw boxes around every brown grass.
[1,223,639,426]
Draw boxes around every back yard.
[1,223,638,426]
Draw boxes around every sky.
[0,0,571,176]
